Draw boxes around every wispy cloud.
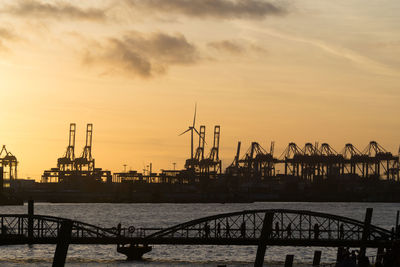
[2,0,107,21]
[83,31,199,78]
[126,0,286,19]
[245,26,400,77]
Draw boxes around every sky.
[0,0,399,180]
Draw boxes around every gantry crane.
[318,143,343,177]
[0,145,18,180]
[200,125,222,177]
[226,141,275,181]
[361,141,398,179]
[42,123,111,184]
[194,125,206,162]
[57,123,76,171]
[185,125,205,172]
[279,142,304,177]
[75,123,95,171]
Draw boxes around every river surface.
[0,202,399,266]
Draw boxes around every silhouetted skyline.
[0,0,399,180]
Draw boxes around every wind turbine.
[179,104,200,162]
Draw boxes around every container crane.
[200,125,221,177]
[75,123,95,171]
[57,123,76,171]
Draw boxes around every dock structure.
[0,121,392,203]
[0,206,398,264]
[113,140,400,187]
[32,122,400,191]
[226,140,400,182]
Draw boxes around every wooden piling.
[0,167,3,193]
[360,208,373,257]
[52,220,73,267]
[336,247,344,263]
[312,250,321,266]
[28,199,34,240]
[376,247,384,263]
[284,255,294,267]
[254,212,273,267]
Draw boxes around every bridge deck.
[0,209,396,249]
[0,236,393,248]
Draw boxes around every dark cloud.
[0,28,17,40]
[126,0,286,19]
[3,0,107,21]
[0,27,18,51]
[208,40,244,54]
[84,31,199,78]
[208,39,267,55]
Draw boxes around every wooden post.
[396,210,399,237]
[254,212,273,267]
[336,247,344,263]
[284,255,294,267]
[376,247,384,263]
[360,208,373,257]
[312,250,321,266]
[52,220,73,267]
[0,167,3,193]
[28,199,34,240]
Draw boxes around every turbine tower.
[179,104,200,163]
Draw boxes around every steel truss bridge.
[0,209,396,264]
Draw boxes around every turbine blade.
[192,103,197,127]
[194,128,207,144]
[178,128,191,136]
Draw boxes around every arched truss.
[144,209,392,246]
[0,214,119,244]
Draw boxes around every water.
[0,202,399,266]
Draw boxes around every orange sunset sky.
[0,0,399,180]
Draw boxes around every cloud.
[0,28,17,40]
[0,27,18,52]
[208,40,244,54]
[126,0,286,19]
[208,39,267,56]
[3,0,107,21]
[83,31,199,78]
[372,41,400,48]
